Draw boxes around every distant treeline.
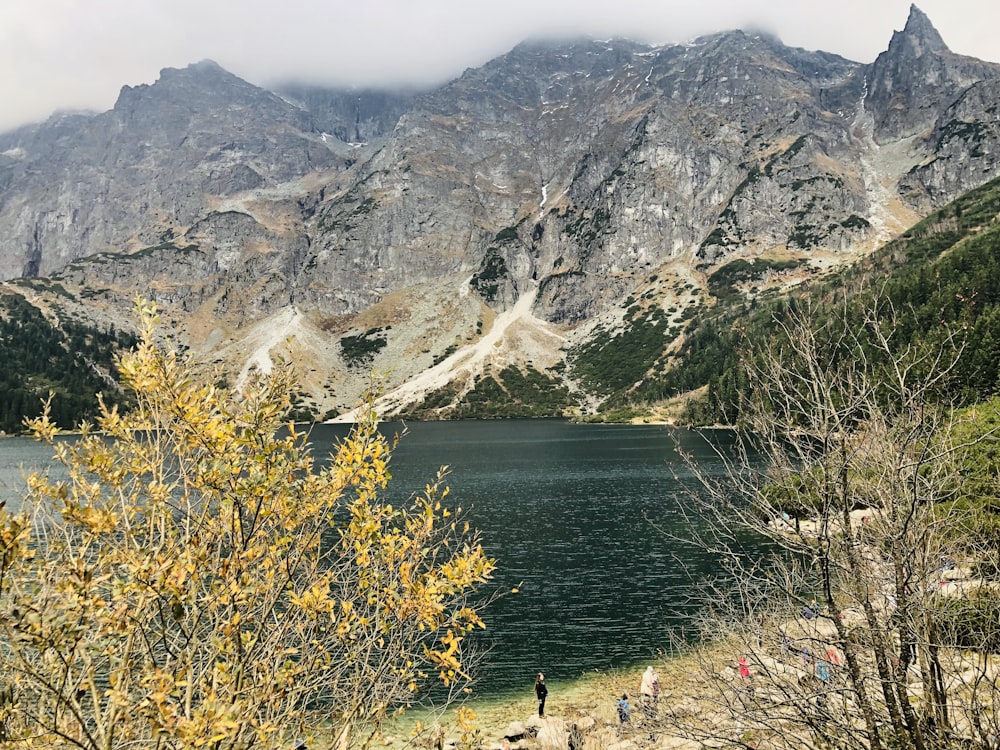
[0,292,136,434]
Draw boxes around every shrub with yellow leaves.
[0,300,495,749]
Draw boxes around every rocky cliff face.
[2,5,1000,419]
[273,84,415,145]
[0,60,347,280]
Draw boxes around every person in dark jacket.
[535,672,548,717]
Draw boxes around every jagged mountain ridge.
[2,5,1000,421]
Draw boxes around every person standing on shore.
[640,666,656,718]
[816,659,830,685]
[617,693,631,728]
[535,672,548,718]
[738,655,755,701]
[738,655,751,681]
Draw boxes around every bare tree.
[656,297,1000,749]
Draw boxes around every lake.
[0,419,738,700]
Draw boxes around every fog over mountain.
[3,0,998,133]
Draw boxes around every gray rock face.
[273,84,416,144]
[897,78,1000,212]
[2,7,1000,415]
[0,60,346,280]
[865,5,999,143]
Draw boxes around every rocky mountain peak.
[161,58,228,80]
[899,4,949,54]
[114,59,288,115]
[863,3,1000,141]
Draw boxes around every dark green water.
[319,419,736,698]
[0,420,737,699]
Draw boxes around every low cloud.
[1,0,997,133]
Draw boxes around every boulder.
[535,716,567,749]
[502,721,529,741]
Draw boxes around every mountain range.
[2,4,999,425]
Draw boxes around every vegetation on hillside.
[400,364,572,419]
[704,257,803,303]
[340,326,389,368]
[368,172,1000,424]
[567,305,676,408]
[644,174,1000,424]
[0,289,136,434]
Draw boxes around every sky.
[2,0,999,134]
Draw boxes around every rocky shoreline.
[369,660,701,750]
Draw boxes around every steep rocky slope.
[2,5,999,421]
